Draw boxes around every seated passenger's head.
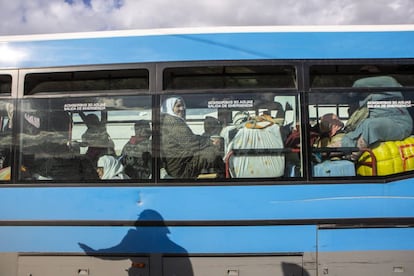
[161,96,186,119]
[352,75,402,88]
[96,155,124,180]
[204,116,222,136]
[84,114,101,128]
[320,113,344,137]
[134,120,151,138]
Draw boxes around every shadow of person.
[79,209,193,276]
[282,262,310,276]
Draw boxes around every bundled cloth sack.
[226,115,285,178]
[313,159,356,177]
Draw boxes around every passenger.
[201,116,222,137]
[260,101,285,126]
[220,111,250,155]
[160,96,223,178]
[330,76,413,149]
[80,113,115,165]
[24,110,98,181]
[120,120,152,179]
[315,113,345,147]
[97,155,130,180]
[0,103,13,173]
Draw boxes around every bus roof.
[1,25,414,68]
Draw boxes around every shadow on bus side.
[78,209,193,276]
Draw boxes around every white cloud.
[0,0,413,35]
[0,43,29,67]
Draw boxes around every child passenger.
[97,155,130,180]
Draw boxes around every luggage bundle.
[313,159,356,177]
[357,136,414,176]
[226,115,285,178]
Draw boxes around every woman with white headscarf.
[97,155,130,180]
[160,96,223,178]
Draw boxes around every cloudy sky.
[0,0,414,35]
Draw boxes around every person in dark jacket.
[160,96,223,178]
[121,120,152,179]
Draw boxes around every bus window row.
[1,76,414,182]
[0,92,300,182]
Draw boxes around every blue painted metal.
[1,29,414,68]
[1,179,414,221]
[2,179,413,253]
[318,227,414,252]
[0,225,316,253]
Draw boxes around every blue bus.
[1,25,414,276]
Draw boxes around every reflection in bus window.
[163,65,297,90]
[310,76,414,177]
[0,101,13,181]
[160,93,301,180]
[18,96,152,182]
[310,63,414,88]
[0,75,12,94]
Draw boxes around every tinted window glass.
[0,75,12,94]
[160,92,301,180]
[311,64,414,88]
[309,75,414,178]
[24,69,149,95]
[0,100,14,181]
[164,66,296,90]
[18,95,152,182]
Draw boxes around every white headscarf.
[97,155,129,179]
[161,96,185,119]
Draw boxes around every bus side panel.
[1,181,414,221]
[318,228,414,276]
[0,225,316,254]
[0,225,317,276]
[0,253,18,276]
[2,254,312,276]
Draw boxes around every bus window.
[0,74,12,94]
[24,69,149,95]
[18,95,152,182]
[159,92,301,180]
[309,75,414,178]
[163,65,297,90]
[310,64,414,88]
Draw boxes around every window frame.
[304,59,414,182]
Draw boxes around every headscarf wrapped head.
[161,96,186,119]
[97,155,125,179]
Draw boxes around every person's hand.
[210,136,222,146]
[78,242,95,252]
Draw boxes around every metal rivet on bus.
[227,269,239,276]
[78,268,89,275]
[393,266,404,273]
